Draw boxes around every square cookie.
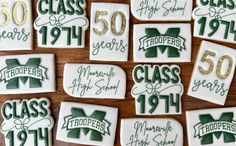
[188,41,236,105]
[0,0,33,50]
[0,54,56,94]
[90,3,130,61]
[133,24,192,63]
[187,107,236,146]
[56,102,118,146]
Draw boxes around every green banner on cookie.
[63,116,110,134]
[0,58,47,89]
[139,35,185,51]
[0,66,47,81]
[194,121,236,137]
[139,28,186,58]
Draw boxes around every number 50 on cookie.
[90,3,130,61]
[0,0,32,50]
[188,41,236,105]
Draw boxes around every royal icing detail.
[0,0,32,50]
[0,54,55,94]
[121,118,183,146]
[188,41,236,105]
[187,107,236,146]
[0,98,54,146]
[63,64,126,99]
[131,0,192,21]
[56,102,118,146]
[192,0,236,43]
[34,0,89,48]
[133,24,192,63]
[90,3,130,61]
[131,64,183,115]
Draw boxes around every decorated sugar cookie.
[63,64,126,99]
[193,0,236,43]
[121,118,183,146]
[0,98,54,146]
[34,0,89,48]
[131,64,183,115]
[133,24,192,63]
[187,107,236,146]
[56,102,118,146]
[131,0,192,21]
[0,0,32,50]
[0,54,55,94]
[188,41,236,105]
[90,3,130,61]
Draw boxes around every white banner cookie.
[90,3,130,61]
[133,24,192,63]
[188,41,236,105]
[0,98,54,146]
[132,64,183,115]
[0,54,55,94]
[121,118,183,146]
[34,0,89,48]
[131,0,192,21]
[193,0,236,43]
[63,64,126,99]
[187,107,236,146]
[0,0,32,50]
[56,102,118,146]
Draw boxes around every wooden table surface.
[1,0,236,146]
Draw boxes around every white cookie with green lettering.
[63,63,126,99]
[121,118,183,146]
[56,102,118,146]
[34,0,89,48]
[187,107,236,146]
[188,41,236,105]
[131,0,192,21]
[0,98,54,146]
[133,24,192,63]
[90,3,130,61]
[193,0,236,43]
[0,54,55,94]
[0,0,32,50]
[132,64,183,115]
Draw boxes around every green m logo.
[0,58,47,89]
[139,28,186,58]
[62,108,111,142]
[194,112,236,145]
